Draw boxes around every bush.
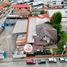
[40,10,47,14]
[43,49,51,55]
[40,10,45,14]
[27,53,35,56]
[34,13,38,16]
[29,13,32,16]
[34,50,45,55]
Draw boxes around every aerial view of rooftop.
[0,0,67,67]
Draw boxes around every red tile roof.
[12,4,29,8]
[38,14,49,18]
[3,1,10,5]
[0,6,4,9]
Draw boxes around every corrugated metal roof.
[27,17,50,43]
[12,19,28,34]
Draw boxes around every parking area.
[0,59,67,67]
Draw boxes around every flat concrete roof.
[62,18,67,22]
[27,17,50,43]
[12,19,28,34]
[48,9,67,17]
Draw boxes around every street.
[0,60,67,67]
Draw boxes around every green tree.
[50,12,62,42]
[50,12,67,53]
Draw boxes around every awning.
[12,4,29,8]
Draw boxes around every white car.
[48,58,57,63]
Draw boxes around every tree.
[50,12,62,42]
[50,12,67,54]
[50,12,62,25]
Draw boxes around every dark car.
[38,59,46,64]
[59,57,64,62]
[26,59,36,64]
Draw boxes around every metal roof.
[27,17,50,43]
[12,19,28,34]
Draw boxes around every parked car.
[59,57,67,62]
[12,51,26,59]
[59,57,64,62]
[26,59,36,64]
[38,59,46,64]
[48,57,57,63]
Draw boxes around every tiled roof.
[0,6,4,9]
[12,4,29,8]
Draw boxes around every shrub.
[43,49,51,55]
[29,13,32,16]
[40,10,45,14]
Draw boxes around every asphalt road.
[0,60,67,67]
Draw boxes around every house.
[12,19,28,51]
[1,1,10,7]
[32,23,57,52]
[12,3,32,12]
[15,8,30,17]
[27,17,50,43]
[27,17,57,52]
[12,4,31,17]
